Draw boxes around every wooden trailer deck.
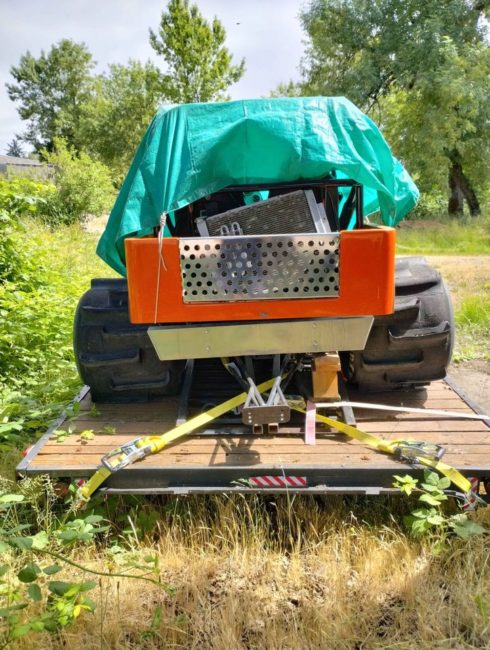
[17,376,490,495]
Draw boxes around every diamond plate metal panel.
[179,234,340,303]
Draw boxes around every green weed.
[394,471,486,541]
[0,480,169,646]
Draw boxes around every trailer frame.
[16,373,490,497]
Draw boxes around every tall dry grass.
[12,495,490,650]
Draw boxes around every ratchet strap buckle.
[100,437,152,472]
[394,441,446,464]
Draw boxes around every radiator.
[197,190,330,237]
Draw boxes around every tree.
[300,0,490,215]
[269,81,303,98]
[381,41,490,215]
[80,60,165,178]
[7,39,95,153]
[5,136,24,158]
[43,139,115,224]
[149,0,245,103]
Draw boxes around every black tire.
[341,256,454,392]
[74,279,184,402]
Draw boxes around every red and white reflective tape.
[463,476,479,511]
[249,475,307,488]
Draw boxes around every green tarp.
[97,97,418,275]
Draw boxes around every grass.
[1,218,489,649]
[456,295,490,330]
[396,216,490,255]
[454,294,490,362]
[5,492,490,650]
[424,256,490,361]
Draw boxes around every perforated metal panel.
[179,234,340,303]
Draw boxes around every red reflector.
[463,476,479,511]
[249,476,307,488]
[22,446,33,458]
[76,479,86,487]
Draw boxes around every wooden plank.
[39,429,490,452]
[356,420,488,433]
[33,437,490,461]
[63,402,481,428]
[82,395,476,414]
[68,406,476,426]
[27,452,422,469]
[80,383,477,413]
[48,419,489,437]
[33,445,490,461]
[30,448,490,469]
[351,395,472,405]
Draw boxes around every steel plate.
[179,234,340,303]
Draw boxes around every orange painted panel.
[125,228,396,324]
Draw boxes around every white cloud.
[0,0,305,152]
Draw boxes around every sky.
[0,0,306,153]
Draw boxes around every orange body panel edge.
[125,228,396,325]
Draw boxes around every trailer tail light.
[22,446,33,458]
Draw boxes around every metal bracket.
[338,373,356,425]
[176,358,195,425]
[242,375,291,433]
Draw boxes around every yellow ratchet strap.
[79,378,471,501]
[294,408,472,494]
[78,376,277,501]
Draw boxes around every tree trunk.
[448,158,481,216]
[459,170,481,216]
[448,163,464,215]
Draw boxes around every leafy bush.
[0,485,107,643]
[0,211,24,284]
[0,220,111,454]
[0,204,43,289]
[407,191,448,220]
[0,177,56,220]
[43,140,115,225]
[394,471,486,540]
